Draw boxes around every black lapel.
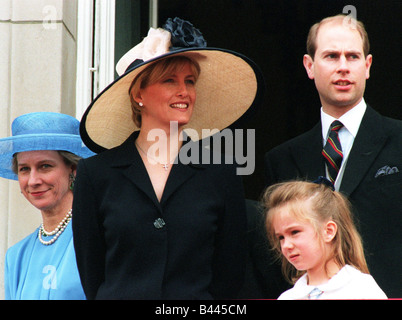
[160,138,205,205]
[340,106,388,196]
[110,132,162,210]
[110,132,205,209]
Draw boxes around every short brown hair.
[128,55,201,128]
[306,14,370,59]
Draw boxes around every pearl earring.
[139,102,143,107]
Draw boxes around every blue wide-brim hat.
[0,112,95,180]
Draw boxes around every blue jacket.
[5,223,86,300]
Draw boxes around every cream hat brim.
[80,47,264,153]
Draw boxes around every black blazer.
[264,105,402,297]
[72,132,247,299]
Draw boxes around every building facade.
[0,0,141,298]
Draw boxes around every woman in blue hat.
[0,112,94,300]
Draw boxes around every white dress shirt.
[321,99,367,190]
[278,264,387,300]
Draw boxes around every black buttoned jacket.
[72,132,247,299]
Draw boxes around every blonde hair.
[306,14,370,59]
[262,180,369,284]
[128,55,201,128]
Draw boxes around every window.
[75,0,153,119]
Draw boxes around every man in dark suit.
[264,15,402,297]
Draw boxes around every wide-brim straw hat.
[80,17,265,153]
[0,112,95,180]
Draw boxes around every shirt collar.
[290,265,355,299]
[321,99,367,140]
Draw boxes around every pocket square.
[374,165,399,178]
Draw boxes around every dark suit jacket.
[264,105,402,298]
[72,132,247,299]
[237,199,290,299]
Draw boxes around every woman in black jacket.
[73,18,263,300]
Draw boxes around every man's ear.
[365,54,373,80]
[323,220,338,243]
[303,54,315,80]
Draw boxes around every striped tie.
[322,120,343,184]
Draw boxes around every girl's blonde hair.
[262,180,369,284]
[128,55,201,128]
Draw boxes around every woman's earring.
[69,173,75,191]
[138,102,143,107]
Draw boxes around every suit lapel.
[290,123,326,180]
[161,162,198,205]
[340,106,387,196]
[160,139,205,205]
[110,132,204,210]
[111,132,162,210]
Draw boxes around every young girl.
[263,179,387,299]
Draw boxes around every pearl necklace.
[135,141,170,171]
[38,209,72,245]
